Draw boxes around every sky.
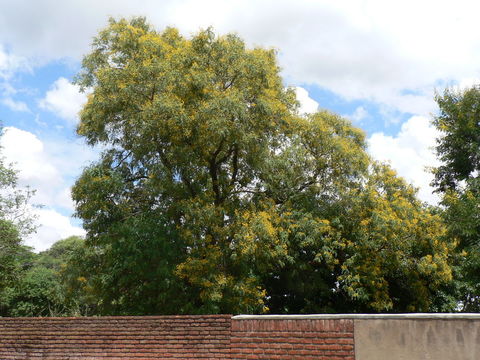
[0,0,479,251]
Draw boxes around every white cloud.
[347,106,368,123]
[1,127,64,207]
[457,78,480,90]
[368,116,440,204]
[39,77,86,123]
[25,207,85,252]
[294,86,319,114]
[1,97,29,112]
[0,45,31,114]
[0,44,29,79]
[0,127,97,251]
[1,127,97,209]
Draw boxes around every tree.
[0,127,35,294]
[3,266,66,317]
[72,17,454,314]
[264,163,453,313]
[433,86,480,310]
[433,86,480,191]
[0,236,97,317]
[0,220,22,293]
[60,218,188,315]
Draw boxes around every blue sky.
[1,0,479,251]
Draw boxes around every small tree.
[0,127,36,293]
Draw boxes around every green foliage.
[0,220,21,291]
[433,86,480,311]
[433,87,480,191]
[434,184,480,311]
[336,164,452,312]
[0,236,92,317]
[264,164,453,313]
[61,215,189,315]
[0,127,36,295]
[3,266,66,317]
[71,17,454,314]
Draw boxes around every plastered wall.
[353,314,480,360]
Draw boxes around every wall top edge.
[232,313,480,320]
[2,313,480,321]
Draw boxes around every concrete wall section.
[355,318,480,360]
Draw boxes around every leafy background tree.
[432,86,480,311]
[0,126,36,303]
[0,236,91,317]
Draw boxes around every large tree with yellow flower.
[71,17,453,315]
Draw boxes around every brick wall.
[6,314,480,359]
[0,315,355,359]
[231,317,355,360]
[0,315,232,359]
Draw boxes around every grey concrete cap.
[232,313,480,320]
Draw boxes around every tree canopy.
[0,236,94,317]
[433,87,480,191]
[70,17,454,314]
[433,86,480,311]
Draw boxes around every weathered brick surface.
[230,318,355,360]
[0,315,232,359]
[0,315,355,359]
